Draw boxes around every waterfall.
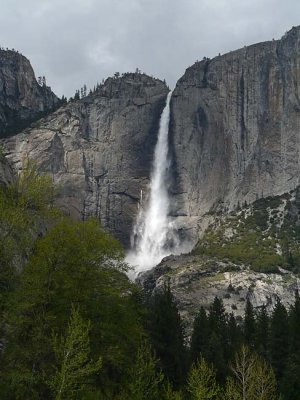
[126,91,179,276]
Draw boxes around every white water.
[126,91,180,276]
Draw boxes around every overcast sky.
[1,0,300,97]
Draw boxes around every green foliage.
[2,218,144,398]
[243,299,255,348]
[187,356,221,400]
[147,285,187,386]
[0,159,58,266]
[269,300,289,381]
[1,164,300,399]
[50,306,102,400]
[206,298,229,381]
[0,160,58,343]
[254,306,269,360]
[162,381,183,400]
[192,193,297,272]
[12,159,56,212]
[124,340,164,400]
[225,346,279,400]
[190,307,209,364]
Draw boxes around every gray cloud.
[1,0,299,97]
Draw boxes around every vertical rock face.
[0,153,14,187]
[0,49,58,137]
[170,26,300,238]
[3,73,168,246]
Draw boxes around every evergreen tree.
[61,95,67,105]
[205,332,227,382]
[208,297,227,335]
[162,381,182,400]
[255,306,269,360]
[269,300,289,381]
[227,312,242,361]
[243,298,256,348]
[190,307,209,364]
[74,90,80,100]
[206,297,228,380]
[50,306,102,400]
[187,356,221,400]
[289,291,300,356]
[125,340,164,400]
[281,291,300,399]
[147,285,187,386]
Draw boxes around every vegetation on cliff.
[0,166,299,399]
[194,189,300,273]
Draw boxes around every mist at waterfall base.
[126,91,189,278]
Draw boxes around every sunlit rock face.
[3,73,168,246]
[139,254,300,333]
[170,26,300,241]
[3,26,300,251]
[0,49,58,137]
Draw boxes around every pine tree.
[125,340,164,400]
[255,306,269,360]
[208,297,226,335]
[187,356,221,400]
[281,292,300,399]
[207,297,228,380]
[162,381,182,400]
[50,306,102,400]
[74,90,80,100]
[205,332,227,382]
[289,291,300,356]
[190,307,209,364]
[243,298,256,348]
[61,95,67,105]
[147,285,187,386]
[269,300,289,381]
[227,313,242,361]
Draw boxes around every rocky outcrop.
[170,26,300,240]
[139,187,300,333]
[0,153,14,186]
[0,49,59,137]
[3,73,169,246]
[139,254,300,333]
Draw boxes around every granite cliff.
[4,27,300,247]
[140,25,300,320]
[0,49,59,138]
[170,26,300,242]
[2,27,300,319]
[3,73,168,246]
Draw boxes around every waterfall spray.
[126,91,179,275]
